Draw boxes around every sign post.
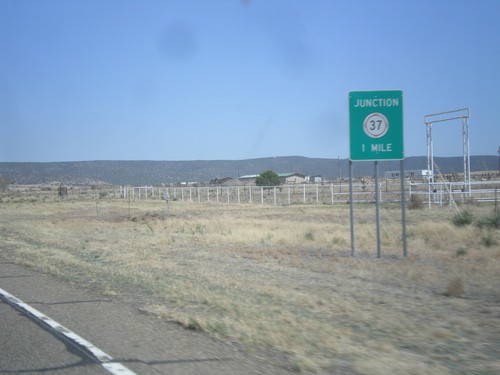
[349,90,406,257]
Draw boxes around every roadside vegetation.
[0,194,498,374]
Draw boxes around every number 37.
[369,120,383,130]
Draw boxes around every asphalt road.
[0,261,291,375]
[0,300,107,374]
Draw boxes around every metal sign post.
[349,160,355,256]
[349,90,406,258]
[400,159,407,257]
[374,161,381,258]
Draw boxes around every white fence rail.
[120,184,361,205]
[409,181,500,206]
[118,181,500,206]
[4,181,498,206]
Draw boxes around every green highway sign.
[349,90,404,161]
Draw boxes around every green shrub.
[304,232,314,241]
[193,223,205,235]
[455,247,467,257]
[476,211,500,229]
[452,210,473,227]
[481,233,497,247]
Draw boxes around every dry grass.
[1,196,499,374]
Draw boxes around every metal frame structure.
[425,108,470,205]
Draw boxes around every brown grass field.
[0,194,499,374]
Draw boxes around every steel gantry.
[425,108,470,206]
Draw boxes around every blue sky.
[1,0,499,162]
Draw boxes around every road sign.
[349,90,404,161]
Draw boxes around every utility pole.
[498,146,500,175]
[338,155,342,181]
[338,155,342,192]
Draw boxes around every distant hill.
[0,156,497,186]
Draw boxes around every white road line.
[0,287,137,375]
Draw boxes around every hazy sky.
[1,0,499,162]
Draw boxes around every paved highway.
[0,300,107,374]
[0,261,290,374]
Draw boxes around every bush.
[256,170,280,187]
[304,232,314,241]
[409,194,423,209]
[455,247,467,257]
[476,211,500,229]
[452,210,473,227]
[481,233,497,247]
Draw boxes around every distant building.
[311,175,322,183]
[384,170,432,180]
[238,172,306,186]
[278,172,306,184]
[236,174,257,186]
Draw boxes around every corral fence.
[3,180,499,206]
[118,180,500,206]
[120,183,370,205]
[409,181,500,206]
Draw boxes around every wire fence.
[3,180,499,207]
[119,184,380,205]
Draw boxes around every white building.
[384,170,432,180]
